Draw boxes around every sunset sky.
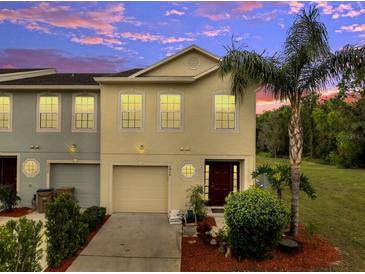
[0,1,364,113]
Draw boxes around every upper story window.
[214,94,237,130]
[73,95,96,132]
[160,94,181,130]
[0,95,11,131]
[37,94,60,132]
[120,94,143,130]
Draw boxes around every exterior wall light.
[69,144,78,153]
[138,144,145,154]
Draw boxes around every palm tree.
[220,6,365,236]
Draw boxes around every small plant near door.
[0,185,20,211]
[186,185,207,221]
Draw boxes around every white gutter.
[0,69,57,82]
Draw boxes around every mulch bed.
[0,207,34,217]
[45,215,111,272]
[181,225,340,271]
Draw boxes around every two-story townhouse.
[0,71,103,207]
[95,45,256,214]
[0,45,257,213]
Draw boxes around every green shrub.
[186,185,207,221]
[45,193,85,268]
[224,188,289,259]
[0,186,20,211]
[0,218,43,271]
[81,206,106,232]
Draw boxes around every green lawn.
[257,156,365,271]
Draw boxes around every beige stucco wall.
[142,49,218,77]
[99,65,256,213]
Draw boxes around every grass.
[257,156,365,271]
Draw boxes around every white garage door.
[113,166,168,213]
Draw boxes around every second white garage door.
[113,166,168,213]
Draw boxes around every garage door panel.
[50,164,100,208]
[113,166,168,213]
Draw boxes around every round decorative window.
[23,159,40,178]
[186,56,200,70]
[181,163,196,179]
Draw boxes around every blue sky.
[0,1,364,74]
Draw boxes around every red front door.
[0,157,17,190]
[207,162,239,206]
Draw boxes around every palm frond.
[219,46,288,101]
[300,45,365,93]
[285,6,330,76]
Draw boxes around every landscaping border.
[45,215,111,272]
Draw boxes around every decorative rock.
[225,246,232,258]
[278,238,300,254]
[210,239,217,246]
[218,246,226,254]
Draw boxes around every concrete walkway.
[67,213,182,272]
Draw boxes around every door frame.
[0,153,20,194]
[205,160,240,206]
[109,162,172,213]
[46,159,100,188]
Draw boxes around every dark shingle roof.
[0,73,106,85]
[0,68,50,74]
[105,68,143,77]
[0,68,144,85]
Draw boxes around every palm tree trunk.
[288,104,303,236]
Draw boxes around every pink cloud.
[200,26,231,37]
[0,48,125,73]
[0,2,139,37]
[71,35,124,49]
[337,24,365,33]
[120,32,194,44]
[165,9,185,16]
[195,2,264,21]
[314,1,365,19]
[234,2,263,12]
[287,1,304,14]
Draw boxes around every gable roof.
[0,68,51,74]
[128,44,220,78]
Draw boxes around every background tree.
[257,107,290,157]
[220,6,364,235]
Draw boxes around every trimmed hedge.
[0,217,43,271]
[45,193,85,268]
[81,206,106,232]
[224,188,289,259]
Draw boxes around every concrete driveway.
[67,213,182,272]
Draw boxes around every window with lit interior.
[38,95,59,130]
[0,95,11,130]
[160,94,181,129]
[181,163,196,179]
[74,96,96,131]
[121,94,142,129]
[214,95,236,130]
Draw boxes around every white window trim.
[179,160,198,180]
[72,93,97,133]
[0,93,13,132]
[118,90,145,132]
[22,158,40,178]
[36,93,61,133]
[211,91,239,133]
[157,90,184,132]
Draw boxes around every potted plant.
[0,186,20,212]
